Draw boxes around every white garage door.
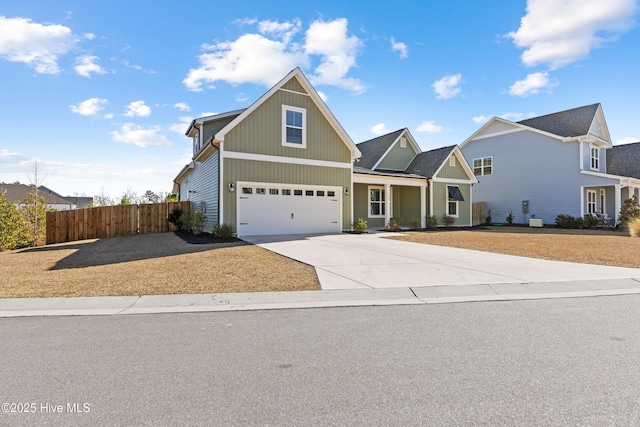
[237,182,342,236]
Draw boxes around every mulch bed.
[174,230,242,245]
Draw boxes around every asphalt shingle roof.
[517,103,600,138]
[405,145,456,178]
[355,128,406,169]
[0,183,72,206]
[607,142,640,179]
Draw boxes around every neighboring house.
[173,68,362,237]
[354,129,477,228]
[0,183,74,211]
[38,186,93,209]
[607,141,640,180]
[460,103,640,225]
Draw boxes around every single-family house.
[354,129,477,228]
[0,183,74,211]
[460,103,640,225]
[173,68,361,237]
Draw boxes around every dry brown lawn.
[391,226,640,269]
[0,232,319,298]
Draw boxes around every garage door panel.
[237,184,341,236]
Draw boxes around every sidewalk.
[1,278,640,317]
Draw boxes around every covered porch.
[353,170,427,230]
[582,177,640,226]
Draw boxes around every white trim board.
[224,150,353,169]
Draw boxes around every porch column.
[420,184,427,228]
[614,184,622,226]
[385,183,391,227]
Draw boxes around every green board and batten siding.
[224,86,351,162]
[221,77,353,230]
[431,181,471,226]
[376,143,418,171]
[353,183,422,229]
[435,155,471,180]
[223,159,351,230]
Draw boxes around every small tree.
[20,187,48,246]
[618,196,640,228]
[0,192,32,250]
[164,193,179,202]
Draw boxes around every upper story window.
[282,105,306,149]
[473,157,492,176]
[400,137,407,148]
[590,145,599,170]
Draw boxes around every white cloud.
[432,74,462,99]
[371,123,390,135]
[416,121,443,134]
[500,112,529,121]
[0,16,78,74]
[473,115,489,124]
[104,113,114,119]
[84,33,96,40]
[305,18,365,93]
[173,102,190,112]
[317,91,328,103]
[235,93,249,103]
[391,37,408,59]
[74,55,106,77]
[509,71,557,96]
[0,149,29,165]
[258,18,301,44]
[111,123,170,147]
[617,136,639,145]
[169,116,193,134]
[507,0,638,69]
[183,17,365,94]
[70,98,108,116]
[124,100,151,117]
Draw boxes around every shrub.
[485,209,492,225]
[409,216,421,230]
[212,223,236,239]
[0,192,32,250]
[629,217,640,237]
[506,210,514,224]
[167,208,183,229]
[386,218,401,231]
[189,211,207,235]
[584,214,599,229]
[618,196,640,228]
[443,215,456,227]
[556,214,577,229]
[353,218,367,232]
[426,215,438,229]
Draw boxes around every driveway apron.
[242,233,640,290]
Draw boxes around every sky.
[1,0,639,200]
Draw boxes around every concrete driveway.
[243,232,640,290]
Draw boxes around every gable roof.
[213,68,361,160]
[517,103,600,138]
[0,183,73,206]
[405,145,456,178]
[607,142,640,180]
[355,129,406,169]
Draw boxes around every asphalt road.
[1,296,640,426]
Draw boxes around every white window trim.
[400,137,407,148]
[599,189,606,214]
[449,156,456,167]
[368,185,386,218]
[446,185,460,218]
[282,105,306,149]
[587,189,597,214]
[590,145,599,171]
[473,156,493,176]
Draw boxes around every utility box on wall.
[522,200,529,214]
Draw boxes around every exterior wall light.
[229,182,235,192]
[344,187,350,195]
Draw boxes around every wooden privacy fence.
[46,201,191,245]
[472,202,485,226]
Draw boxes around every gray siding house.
[460,104,640,225]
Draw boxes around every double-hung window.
[447,186,464,218]
[473,157,492,176]
[587,190,597,214]
[590,146,599,170]
[282,105,306,148]
[369,186,385,217]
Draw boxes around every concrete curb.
[1,278,639,318]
